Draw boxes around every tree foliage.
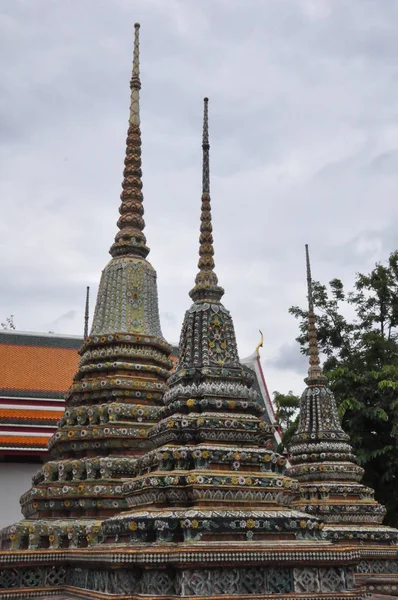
[278,251,398,526]
[1,315,16,330]
[273,390,300,452]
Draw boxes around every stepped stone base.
[0,542,366,599]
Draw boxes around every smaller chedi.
[288,245,398,593]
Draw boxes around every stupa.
[54,97,366,599]
[288,245,398,593]
[0,21,172,589]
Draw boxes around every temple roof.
[240,348,282,445]
[0,331,80,454]
[0,331,80,398]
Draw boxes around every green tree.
[283,251,398,526]
[273,390,300,452]
[1,315,16,330]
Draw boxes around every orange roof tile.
[0,409,61,422]
[0,344,79,393]
[0,435,50,447]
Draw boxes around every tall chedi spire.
[91,22,163,338]
[288,246,398,587]
[189,97,224,303]
[94,101,362,600]
[304,244,327,385]
[110,23,149,260]
[0,23,172,555]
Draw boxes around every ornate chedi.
[54,99,368,600]
[0,21,172,568]
[288,246,398,594]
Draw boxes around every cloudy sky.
[1,0,398,397]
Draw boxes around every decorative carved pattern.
[65,566,352,596]
[319,567,346,592]
[357,560,398,574]
[293,567,320,593]
[0,570,18,589]
[0,564,358,595]
[45,567,66,587]
[91,259,164,338]
[176,569,211,596]
[267,568,293,594]
[141,570,174,595]
[0,567,66,590]
[173,567,294,596]
[239,568,265,594]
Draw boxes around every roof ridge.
[0,331,83,340]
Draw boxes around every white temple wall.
[0,463,38,528]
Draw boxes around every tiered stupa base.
[0,542,364,599]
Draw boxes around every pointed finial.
[305,244,314,312]
[256,330,264,356]
[110,22,149,259]
[130,23,141,126]
[189,98,224,303]
[305,245,327,385]
[202,97,210,194]
[84,286,90,341]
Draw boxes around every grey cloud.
[266,343,308,376]
[52,310,78,325]
[1,0,398,395]
[160,312,179,327]
[366,149,398,175]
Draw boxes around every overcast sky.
[1,0,398,396]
